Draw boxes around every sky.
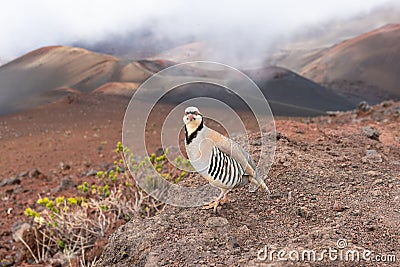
[0,0,398,63]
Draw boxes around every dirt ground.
[98,101,400,267]
[0,95,399,266]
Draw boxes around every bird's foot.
[202,201,216,210]
[202,196,231,212]
[220,194,230,204]
[202,200,221,213]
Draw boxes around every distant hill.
[0,46,115,114]
[268,3,400,70]
[299,24,400,104]
[0,46,144,115]
[245,67,354,116]
[0,46,353,117]
[123,65,354,117]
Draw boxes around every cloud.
[0,0,181,60]
[0,0,398,63]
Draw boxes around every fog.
[0,0,399,65]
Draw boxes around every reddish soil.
[99,100,400,266]
[0,94,399,266]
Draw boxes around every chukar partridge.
[183,106,270,212]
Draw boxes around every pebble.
[372,179,384,186]
[372,190,382,197]
[0,177,21,187]
[358,101,371,113]
[85,169,98,176]
[381,101,393,107]
[28,168,41,178]
[361,126,380,141]
[269,192,287,200]
[53,177,76,193]
[58,162,71,171]
[17,171,28,178]
[283,161,291,167]
[205,217,229,228]
[12,222,31,242]
[366,225,376,231]
[364,170,379,177]
[351,210,362,216]
[332,201,348,212]
[362,150,382,163]
[297,207,311,218]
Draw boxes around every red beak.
[187,114,194,120]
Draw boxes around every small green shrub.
[21,141,190,265]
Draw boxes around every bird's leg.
[202,188,228,212]
[220,189,231,204]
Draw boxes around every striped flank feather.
[208,146,245,188]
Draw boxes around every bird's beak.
[187,114,194,121]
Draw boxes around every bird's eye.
[194,111,198,115]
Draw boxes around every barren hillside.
[0,96,398,266]
[0,46,354,117]
[98,101,400,266]
[301,24,400,103]
[0,46,158,115]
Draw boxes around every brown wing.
[206,128,256,177]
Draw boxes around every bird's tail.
[248,175,270,194]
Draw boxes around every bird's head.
[183,106,203,134]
